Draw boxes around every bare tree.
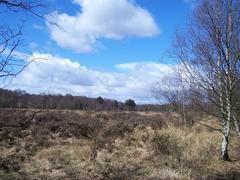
[155,0,240,161]
[0,1,45,84]
[152,73,189,126]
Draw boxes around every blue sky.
[3,0,194,103]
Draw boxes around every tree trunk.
[221,119,230,160]
[232,115,240,136]
[220,81,231,160]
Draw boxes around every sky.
[1,0,195,104]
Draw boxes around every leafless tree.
[0,1,45,84]
[152,73,189,126]
[154,0,240,161]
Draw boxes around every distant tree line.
[0,88,166,111]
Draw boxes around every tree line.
[0,88,166,111]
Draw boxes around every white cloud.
[116,62,172,74]
[46,0,159,53]
[8,53,172,103]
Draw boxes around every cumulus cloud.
[8,53,172,103]
[46,0,159,53]
[116,62,172,75]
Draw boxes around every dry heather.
[0,109,240,179]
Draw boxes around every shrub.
[0,157,21,173]
[125,99,136,111]
[152,133,184,169]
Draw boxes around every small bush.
[0,171,22,180]
[31,111,103,139]
[0,157,21,173]
[95,163,141,180]
[153,134,181,156]
[152,133,184,169]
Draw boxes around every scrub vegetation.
[0,109,240,179]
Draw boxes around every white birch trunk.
[232,115,240,137]
[220,93,231,161]
[220,0,233,160]
[221,124,230,160]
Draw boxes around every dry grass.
[0,109,240,179]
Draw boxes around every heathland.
[0,109,240,179]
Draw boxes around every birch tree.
[169,0,240,161]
